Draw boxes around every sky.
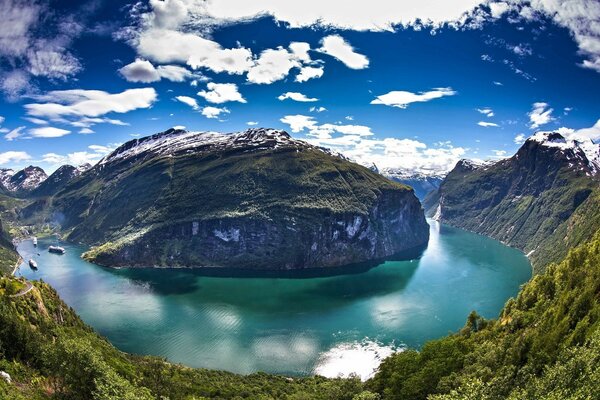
[0,0,599,175]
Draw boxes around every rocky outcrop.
[47,128,429,270]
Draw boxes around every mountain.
[382,168,444,200]
[32,164,90,197]
[0,166,47,194]
[49,128,429,269]
[0,218,18,275]
[429,132,600,271]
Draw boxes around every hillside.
[47,128,429,269]
[431,132,600,272]
[32,164,90,198]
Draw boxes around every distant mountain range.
[23,128,429,270]
[381,168,444,200]
[427,131,600,272]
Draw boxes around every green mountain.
[32,164,90,198]
[429,132,600,272]
[46,128,429,269]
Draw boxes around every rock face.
[429,132,600,271]
[51,128,429,270]
[0,166,47,194]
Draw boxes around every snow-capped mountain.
[381,168,446,200]
[528,131,600,175]
[33,164,91,197]
[0,166,47,193]
[100,128,338,167]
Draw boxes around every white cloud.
[29,126,71,138]
[310,106,327,113]
[477,121,499,127]
[195,0,484,31]
[5,126,25,141]
[317,35,369,69]
[522,0,600,73]
[492,149,508,158]
[371,87,456,108]
[296,66,324,82]
[555,119,600,142]
[477,107,494,117]
[514,133,526,144]
[201,106,230,119]
[119,59,197,83]
[246,47,301,84]
[79,128,94,134]
[493,81,503,86]
[137,28,254,75]
[247,121,259,126]
[278,92,319,102]
[489,2,510,19]
[119,59,160,82]
[528,102,554,129]
[24,117,48,125]
[25,88,158,119]
[27,50,81,79]
[280,114,374,137]
[0,151,31,165]
[175,95,199,110]
[279,114,466,174]
[41,143,119,168]
[156,65,195,82]
[197,82,246,104]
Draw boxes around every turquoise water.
[16,221,531,379]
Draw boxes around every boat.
[29,259,38,269]
[32,237,38,247]
[48,245,65,255]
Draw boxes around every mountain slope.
[0,166,47,195]
[32,164,89,197]
[431,132,600,272]
[51,128,429,269]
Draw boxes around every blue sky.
[1,0,599,174]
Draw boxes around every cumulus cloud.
[371,87,456,108]
[197,82,246,104]
[246,47,301,84]
[194,0,484,31]
[280,114,465,173]
[317,35,369,69]
[528,102,554,129]
[201,106,229,119]
[29,126,71,138]
[0,150,31,165]
[514,133,526,144]
[25,88,158,119]
[137,28,254,75]
[175,95,199,110]
[41,143,119,169]
[278,92,319,102]
[280,114,374,137]
[295,66,324,82]
[119,59,201,83]
[478,121,499,127]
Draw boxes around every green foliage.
[370,229,600,399]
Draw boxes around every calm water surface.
[16,221,531,379]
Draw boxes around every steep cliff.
[50,128,429,269]
[432,132,600,271]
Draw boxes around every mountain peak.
[100,127,311,167]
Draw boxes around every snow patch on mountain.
[529,131,600,175]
